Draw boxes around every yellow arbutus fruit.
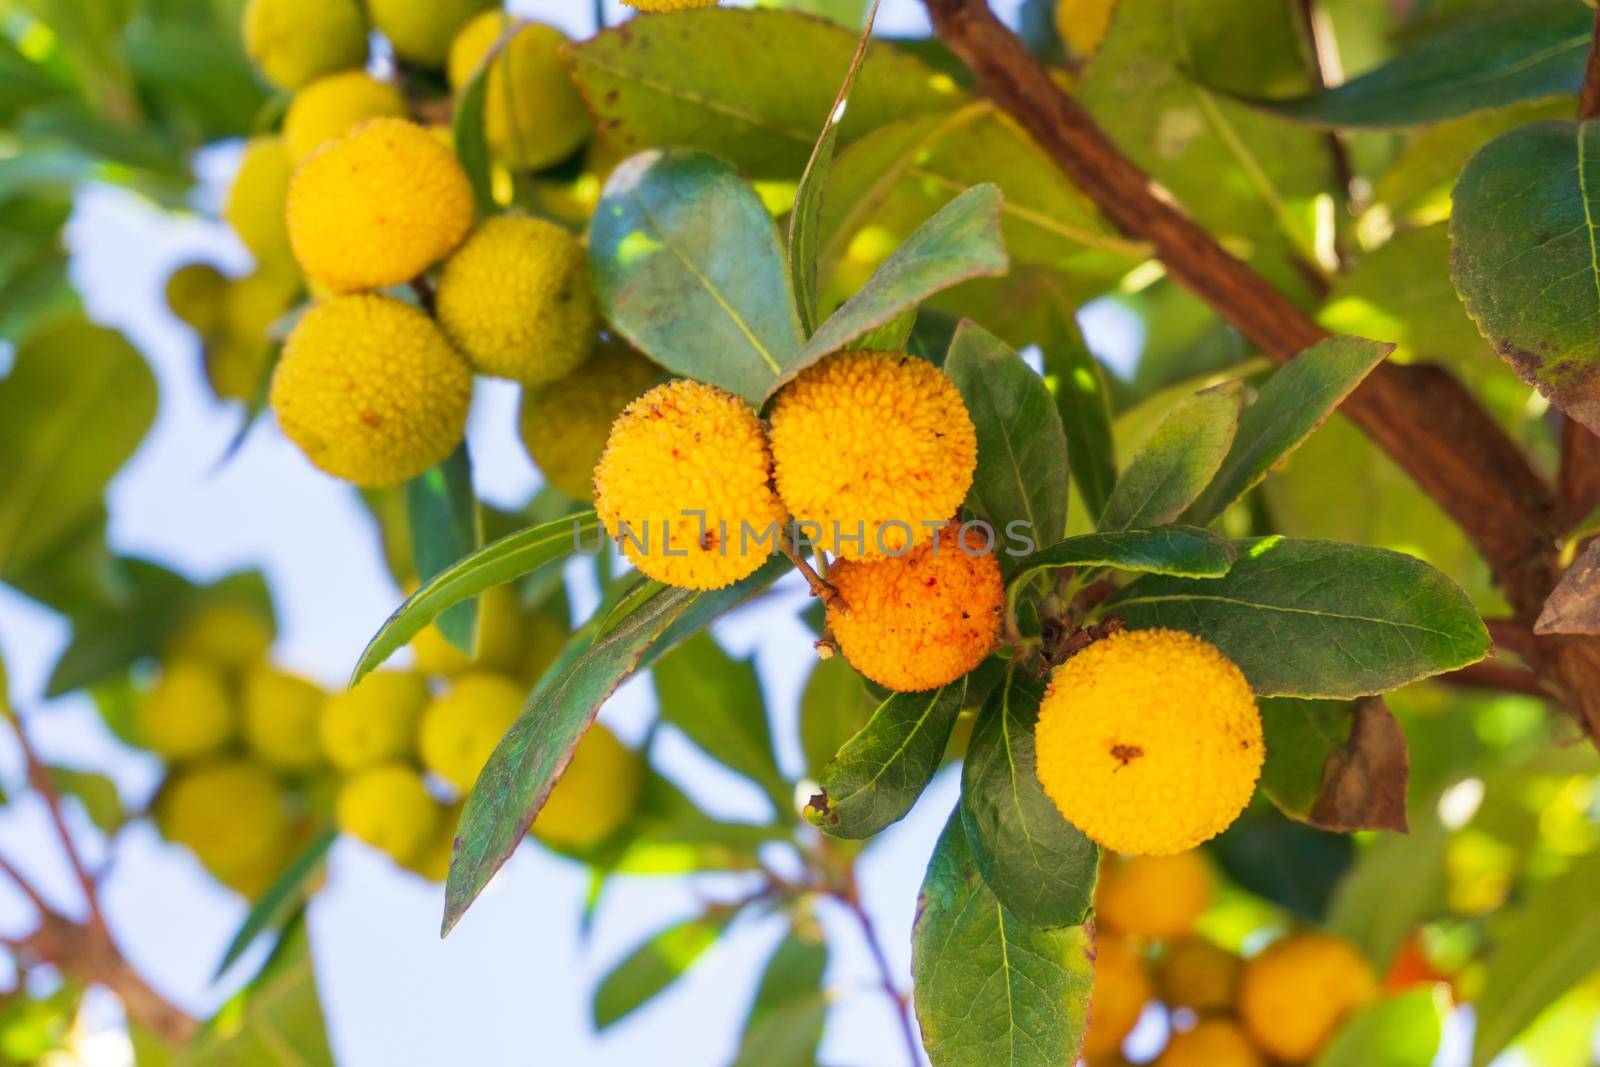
[1035,628,1263,855]
[241,664,326,772]
[242,0,367,91]
[531,724,643,849]
[418,671,523,794]
[287,118,474,294]
[158,760,292,889]
[270,294,472,487]
[1157,936,1243,1015]
[320,670,429,772]
[137,660,236,762]
[1054,0,1116,58]
[1097,851,1212,939]
[1238,933,1377,1063]
[435,216,598,384]
[1083,935,1151,1061]
[336,763,439,864]
[447,14,590,170]
[368,0,494,69]
[405,802,461,883]
[223,138,293,266]
[594,380,787,590]
[519,339,661,501]
[1156,1020,1263,1067]
[826,523,1002,692]
[768,351,976,559]
[283,72,408,162]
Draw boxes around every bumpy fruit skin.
[532,724,642,849]
[447,15,590,170]
[165,263,229,335]
[769,351,977,559]
[287,118,475,294]
[283,73,408,162]
[320,670,429,771]
[242,0,368,90]
[138,660,236,762]
[224,138,294,266]
[1097,851,1211,939]
[1157,1020,1263,1067]
[1084,935,1151,1061]
[271,294,473,487]
[1054,0,1116,57]
[436,217,597,384]
[419,672,523,794]
[826,524,1002,691]
[1239,934,1377,1063]
[1035,628,1263,855]
[159,760,291,887]
[1157,936,1243,1015]
[242,665,326,771]
[337,763,439,863]
[519,340,660,500]
[167,602,273,672]
[369,0,493,67]
[594,380,787,589]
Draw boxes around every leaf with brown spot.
[1535,540,1600,635]
[1260,696,1409,834]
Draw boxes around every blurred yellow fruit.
[137,660,236,762]
[621,0,721,9]
[1097,851,1211,939]
[448,14,590,170]
[1054,0,1116,57]
[409,584,535,677]
[159,760,292,887]
[518,340,661,501]
[368,0,493,68]
[320,670,429,771]
[1239,933,1377,1063]
[404,802,460,882]
[242,0,368,90]
[1157,936,1242,1015]
[337,763,439,863]
[165,263,229,335]
[242,665,325,771]
[206,269,299,404]
[1156,1020,1262,1067]
[283,72,409,162]
[166,602,273,673]
[419,671,523,794]
[411,622,471,676]
[1083,935,1151,1061]
[224,138,294,266]
[523,612,568,685]
[531,724,642,849]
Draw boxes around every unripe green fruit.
[448,14,590,170]
[138,660,236,762]
[418,671,523,794]
[320,670,429,771]
[337,763,439,863]
[518,340,660,501]
[243,0,369,91]
[242,665,326,771]
[159,759,293,885]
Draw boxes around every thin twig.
[0,852,50,916]
[5,711,107,935]
[779,533,849,614]
[839,886,921,1067]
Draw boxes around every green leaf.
[1259,697,1409,833]
[804,679,965,839]
[1182,336,1393,526]
[771,183,1009,397]
[351,512,600,686]
[1010,527,1237,591]
[565,7,960,179]
[1042,297,1115,524]
[215,828,336,979]
[959,665,1097,928]
[592,911,731,1030]
[1450,120,1600,432]
[1471,850,1600,1066]
[652,632,787,806]
[945,319,1070,547]
[1096,380,1243,532]
[911,810,1092,1067]
[1231,1,1593,129]
[788,0,883,334]
[406,444,481,652]
[1314,988,1443,1067]
[0,316,155,579]
[451,55,494,216]
[123,21,266,140]
[731,927,829,1067]
[45,767,121,835]
[1211,803,1353,921]
[591,148,803,405]
[1109,537,1491,697]
[444,557,785,934]
[799,654,875,778]
[1328,814,1449,972]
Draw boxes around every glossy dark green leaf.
[804,679,965,838]
[945,319,1070,547]
[912,810,1092,1067]
[352,512,600,686]
[1182,336,1393,526]
[591,149,803,404]
[1109,537,1490,697]
[731,927,829,1067]
[1042,298,1115,523]
[1010,527,1237,593]
[1259,697,1408,833]
[1097,380,1244,532]
[406,444,481,652]
[1450,120,1600,432]
[960,666,1097,928]
[215,828,336,978]
[799,654,875,778]
[1231,1,1593,129]
[1211,803,1353,921]
[653,632,787,805]
[451,54,494,215]
[593,911,732,1030]
[769,184,1009,397]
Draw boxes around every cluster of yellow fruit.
[1087,851,1380,1066]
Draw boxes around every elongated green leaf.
[769,184,1009,397]
[47,766,121,834]
[653,632,787,806]
[945,319,1070,547]
[1472,851,1600,1066]
[593,911,731,1030]
[591,149,803,404]
[1451,120,1600,432]
[215,828,336,978]
[1182,336,1392,526]
[799,654,875,778]
[732,928,829,1067]
[1315,989,1443,1067]
[1233,1,1593,129]
[352,513,600,685]
[912,810,1092,1067]
[1010,527,1237,591]
[1097,380,1243,532]
[804,679,965,838]
[1328,814,1448,972]
[960,666,1097,927]
[1042,296,1115,523]
[451,54,494,215]
[406,445,481,652]
[1109,537,1491,697]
